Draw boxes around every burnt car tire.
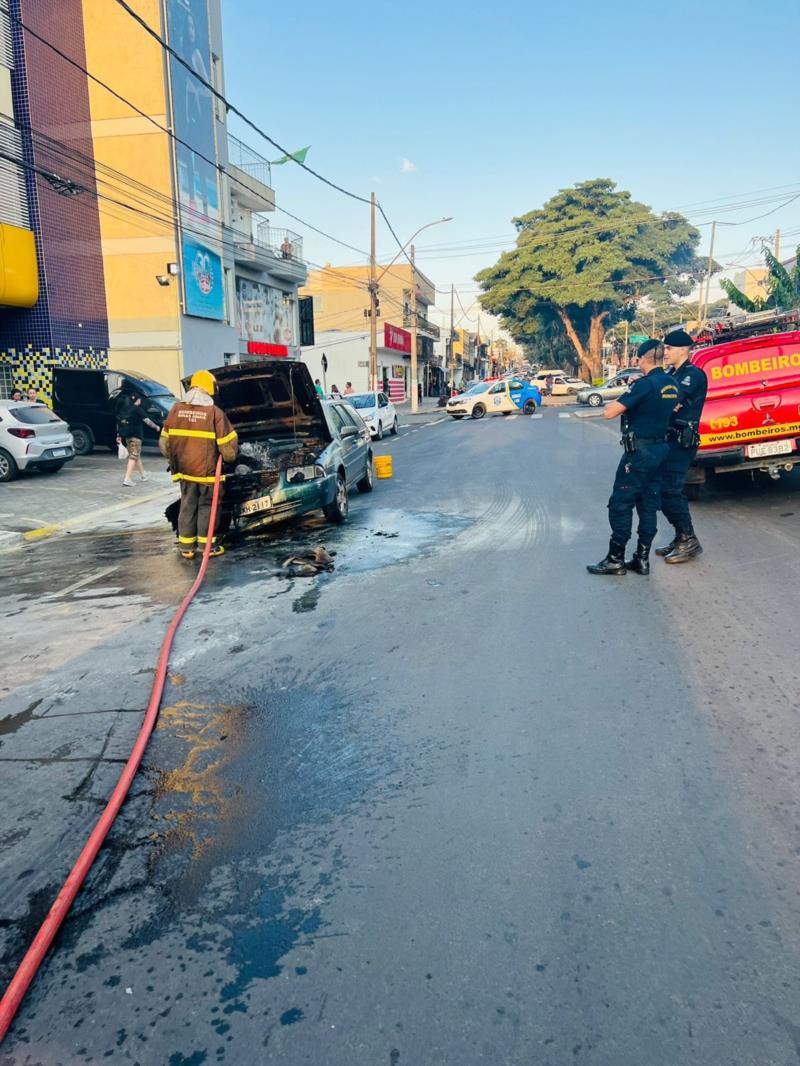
[70,426,94,455]
[357,457,374,493]
[471,404,486,419]
[323,473,349,523]
[0,448,18,482]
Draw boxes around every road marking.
[45,565,120,599]
[532,414,543,420]
[23,487,175,541]
[559,412,572,418]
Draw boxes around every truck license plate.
[239,496,272,516]
[745,440,795,459]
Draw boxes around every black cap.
[663,329,693,347]
[636,339,661,359]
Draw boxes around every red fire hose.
[0,457,224,1043]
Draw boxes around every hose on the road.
[0,456,224,1043]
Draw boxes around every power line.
[112,0,371,205]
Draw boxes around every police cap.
[636,339,661,359]
[663,329,694,347]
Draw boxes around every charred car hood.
[207,360,332,443]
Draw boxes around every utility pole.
[368,192,378,392]
[623,319,629,367]
[775,228,782,261]
[410,244,419,413]
[449,283,455,389]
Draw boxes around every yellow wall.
[302,263,435,334]
[82,0,183,380]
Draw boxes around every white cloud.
[400,157,417,173]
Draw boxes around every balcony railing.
[255,218,303,262]
[227,133,272,188]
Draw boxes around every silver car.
[0,400,75,481]
[576,369,643,407]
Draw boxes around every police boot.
[655,536,677,557]
[587,539,627,576]
[664,532,703,564]
[625,541,650,575]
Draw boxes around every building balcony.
[233,221,306,284]
[227,134,275,212]
[416,315,440,340]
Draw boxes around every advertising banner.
[166,0,223,320]
[384,322,411,353]
[236,277,295,346]
[182,236,224,319]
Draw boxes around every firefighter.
[587,340,678,576]
[159,370,238,559]
[656,329,708,563]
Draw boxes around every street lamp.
[368,214,452,410]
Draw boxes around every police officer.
[656,329,708,563]
[587,340,678,576]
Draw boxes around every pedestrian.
[656,329,708,563]
[314,378,324,397]
[26,387,41,404]
[417,381,423,403]
[11,388,22,401]
[159,370,238,559]
[545,374,554,396]
[118,394,159,487]
[330,383,341,399]
[587,339,678,576]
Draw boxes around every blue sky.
[222,0,800,322]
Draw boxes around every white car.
[0,400,75,481]
[347,391,398,439]
[549,375,585,396]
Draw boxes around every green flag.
[271,146,311,166]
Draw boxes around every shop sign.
[384,323,411,353]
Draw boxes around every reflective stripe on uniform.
[178,535,198,545]
[196,535,218,544]
[163,428,216,439]
[171,473,226,483]
[216,430,237,445]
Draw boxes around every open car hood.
[207,360,332,444]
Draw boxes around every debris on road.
[281,546,336,576]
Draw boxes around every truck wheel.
[70,426,94,455]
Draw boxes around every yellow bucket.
[374,455,393,479]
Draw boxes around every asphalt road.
[2,409,800,1065]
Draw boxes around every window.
[378,393,388,408]
[510,379,524,390]
[489,382,505,394]
[337,405,362,429]
[11,406,63,424]
[328,405,347,433]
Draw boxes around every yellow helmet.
[190,369,216,396]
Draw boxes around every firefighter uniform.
[657,330,708,563]
[588,341,678,576]
[160,371,238,558]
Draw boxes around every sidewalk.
[395,397,446,422]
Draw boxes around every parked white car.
[0,400,75,481]
[347,391,398,439]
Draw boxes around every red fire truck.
[688,309,800,493]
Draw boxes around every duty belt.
[634,436,665,444]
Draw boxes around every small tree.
[720,245,800,313]
[477,179,706,380]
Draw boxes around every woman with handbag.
[117,394,158,487]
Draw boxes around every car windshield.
[9,406,63,424]
[348,394,376,410]
[463,382,489,395]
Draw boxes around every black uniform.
[606,368,678,547]
[661,359,708,536]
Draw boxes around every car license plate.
[239,496,272,516]
[745,439,795,459]
[52,449,67,457]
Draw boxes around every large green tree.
[476,179,706,379]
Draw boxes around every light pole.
[370,215,452,411]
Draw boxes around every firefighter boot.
[626,541,651,575]
[664,532,703,564]
[587,539,627,576]
[655,536,677,557]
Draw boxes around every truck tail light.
[8,428,34,438]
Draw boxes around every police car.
[447,377,542,419]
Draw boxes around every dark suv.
[52,368,177,455]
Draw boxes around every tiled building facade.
[0,0,108,402]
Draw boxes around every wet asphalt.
[2,409,800,1065]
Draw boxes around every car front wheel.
[587,393,603,408]
[471,404,486,419]
[0,448,18,482]
[390,418,398,435]
[323,472,349,523]
[374,421,383,440]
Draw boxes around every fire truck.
[688,308,800,494]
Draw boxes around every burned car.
[202,360,373,536]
